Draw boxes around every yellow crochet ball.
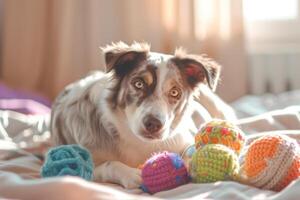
[190,144,240,183]
[195,119,245,155]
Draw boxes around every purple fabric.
[0,84,51,107]
[0,99,51,115]
[0,83,51,115]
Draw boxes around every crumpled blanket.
[0,107,300,200]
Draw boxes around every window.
[243,0,300,53]
[243,0,298,21]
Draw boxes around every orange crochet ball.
[242,134,300,191]
[195,120,245,155]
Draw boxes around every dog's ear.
[101,42,149,77]
[173,50,221,91]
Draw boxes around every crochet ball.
[242,135,300,191]
[141,152,190,194]
[195,119,245,155]
[41,144,94,181]
[190,144,240,183]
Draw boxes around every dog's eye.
[169,87,181,98]
[133,79,144,89]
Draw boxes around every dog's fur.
[50,42,236,188]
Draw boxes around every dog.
[50,42,236,188]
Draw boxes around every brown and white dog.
[50,42,236,188]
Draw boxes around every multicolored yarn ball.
[195,119,245,155]
[141,151,190,194]
[241,135,300,191]
[41,144,94,181]
[190,144,240,183]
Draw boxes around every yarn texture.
[41,144,94,181]
[195,119,245,154]
[141,152,190,194]
[190,144,240,183]
[242,135,300,191]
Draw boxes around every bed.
[0,90,300,199]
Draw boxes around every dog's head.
[103,42,221,141]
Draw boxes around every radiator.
[249,53,300,94]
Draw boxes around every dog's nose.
[143,116,163,133]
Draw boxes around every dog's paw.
[93,161,142,189]
[120,168,142,189]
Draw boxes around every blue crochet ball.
[41,144,94,181]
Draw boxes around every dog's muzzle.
[142,115,163,138]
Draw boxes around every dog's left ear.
[101,42,149,78]
[173,53,221,91]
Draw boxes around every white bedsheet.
[1,108,300,200]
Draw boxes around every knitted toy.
[240,134,300,191]
[189,119,244,183]
[190,144,240,183]
[195,119,245,155]
[41,144,94,181]
[140,151,190,194]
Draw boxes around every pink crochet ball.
[141,151,190,194]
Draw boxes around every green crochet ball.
[190,144,240,183]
